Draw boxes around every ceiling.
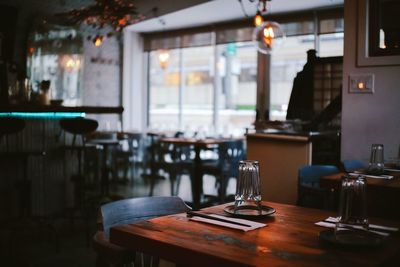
[127,0,344,33]
[0,0,343,32]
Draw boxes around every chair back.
[101,196,191,238]
[220,139,245,178]
[342,159,366,172]
[298,165,339,187]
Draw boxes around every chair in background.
[150,139,194,196]
[297,165,339,210]
[114,132,143,183]
[93,196,191,267]
[201,139,245,203]
[342,159,366,172]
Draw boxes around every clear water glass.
[335,174,368,240]
[368,144,384,175]
[234,160,262,214]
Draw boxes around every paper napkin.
[189,214,266,232]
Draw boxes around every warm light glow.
[262,26,275,48]
[254,12,264,27]
[64,57,81,72]
[158,50,170,69]
[118,17,127,26]
[66,59,75,68]
[94,35,103,46]
[358,82,365,90]
[263,26,275,38]
[253,21,284,54]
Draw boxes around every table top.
[110,201,400,267]
[321,171,400,189]
[160,137,240,147]
[88,139,120,145]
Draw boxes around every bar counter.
[0,104,124,114]
[0,104,123,219]
[247,130,340,205]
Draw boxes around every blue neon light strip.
[0,112,86,119]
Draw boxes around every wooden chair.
[93,196,191,267]
[146,132,194,196]
[201,139,245,203]
[297,165,339,210]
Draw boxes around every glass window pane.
[319,32,344,57]
[181,46,214,131]
[216,42,257,135]
[148,49,180,130]
[270,34,315,120]
[281,21,314,36]
[319,18,344,34]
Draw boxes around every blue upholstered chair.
[342,159,366,172]
[297,165,340,209]
[93,196,191,267]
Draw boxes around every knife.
[187,211,252,227]
[322,220,397,233]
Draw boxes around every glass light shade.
[253,21,285,54]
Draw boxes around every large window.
[146,9,344,133]
[27,28,83,106]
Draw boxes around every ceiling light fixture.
[253,0,270,26]
[252,0,284,54]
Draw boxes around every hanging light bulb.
[93,35,104,47]
[253,21,284,54]
[253,10,264,27]
[158,49,170,69]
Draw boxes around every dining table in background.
[159,137,234,210]
[320,171,400,220]
[110,201,400,267]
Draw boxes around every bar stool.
[60,118,99,209]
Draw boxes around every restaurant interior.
[1,0,400,266]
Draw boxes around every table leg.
[192,146,202,210]
[101,145,109,196]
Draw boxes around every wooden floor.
[2,167,237,267]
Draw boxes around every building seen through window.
[147,16,343,135]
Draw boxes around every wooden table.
[320,171,400,220]
[110,201,400,267]
[159,137,228,210]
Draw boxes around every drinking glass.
[335,174,368,240]
[368,144,384,175]
[234,160,262,214]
